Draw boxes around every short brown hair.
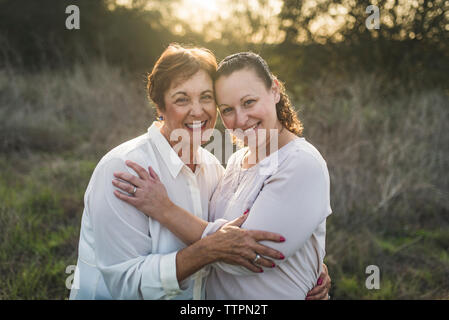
[215,52,303,136]
[147,44,217,112]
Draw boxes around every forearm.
[158,202,209,245]
[175,236,218,282]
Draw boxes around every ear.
[156,106,165,120]
[272,78,281,104]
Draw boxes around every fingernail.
[317,278,323,286]
[280,253,285,260]
[271,263,276,268]
[279,236,285,242]
[259,268,264,273]
[243,209,249,215]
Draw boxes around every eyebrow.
[218,94,253,108]
[171,91,187,98]
[171,90,214,98]
[240,94,252,102]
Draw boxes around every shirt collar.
[147,122,204,179]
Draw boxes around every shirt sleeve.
[89,157,188,299]
[202,219,228,238]
[211,149,332,276]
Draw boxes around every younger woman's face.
[214,68,281,147]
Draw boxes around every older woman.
[112,47,332,299]
[69,45,329,300]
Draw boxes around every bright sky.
[115,0,281,29]
[113,0,348,43]
[174,0,229,28]
[114,0,284,41]
[115,0,227,16]
[180,0,222,14]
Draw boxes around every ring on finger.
[131,186,137,195]
[253,253,261,264]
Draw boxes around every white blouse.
[202,138,332,299]
[69,122,224,300]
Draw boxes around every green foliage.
[0,0,177,70]
[0,155,95,299]
[278,0,449,46]
[326,226,449,299]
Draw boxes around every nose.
[190,100,204,118]
[235,109,248,128]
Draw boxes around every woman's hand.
[205,213,286,273]
[306,263,332,300]
[112,160,172,221]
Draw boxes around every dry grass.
[296,73,449,231]
[293,73,449,299]
[0,59,154,156]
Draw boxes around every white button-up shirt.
[69,122,224,300]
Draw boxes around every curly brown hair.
[214,52,303,136]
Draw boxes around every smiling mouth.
[185,120,208,130]
[243,121,261,134]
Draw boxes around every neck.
[160,125,199,172]
[179,144,199,172]
[245,126,289,168]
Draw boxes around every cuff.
[160,251,182,296]
[201,219,228,239]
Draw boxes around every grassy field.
[0,60,448,299]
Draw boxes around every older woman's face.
[160,69,217,146]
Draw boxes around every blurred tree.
[0,0,178,70]
[0,0,447,87]
[279,0,310,43]
[278,0,449,46]
[275,0,449,87]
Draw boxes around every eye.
[200,94,214,102]
[220,107,234,115]
[175,97,189,105]
[243,99,256,107]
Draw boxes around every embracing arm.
[174,219,263,280]
[112,160,286,272]
[154,201,209,245]
[112,161,208,245]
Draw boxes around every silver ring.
[131,186,137,195]
[253,254,261,264]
